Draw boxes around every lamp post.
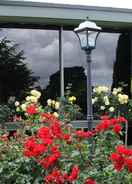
[74,18,101,130]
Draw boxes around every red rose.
[113,124,121,134]
[26,104,37,115]
[65,166,79,182]
[75,130,93,139]
[125,159,132,172]
[117,116,127,123]
[85,177,96,184]
[109,152,124,171]
[44,169,64,184]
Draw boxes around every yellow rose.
[30,96,38,103]
[26,96,31,101]
[112,88,118,95]
[52,100,56,106]
[21,104,26,111]
[72,96,76,101]
[68,96,76,102]
[93,86,109,94]
[55,102,60,110]
[53,112,59,118]
[118,94,128,104]
[16,107,20,112]
[30,89,41,98]
[26,96,38,103]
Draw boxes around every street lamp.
[74,18,101,130]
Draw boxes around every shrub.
[22,114,132,184]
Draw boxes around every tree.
[0,38,38,103]
[112,33,131,96]
[43,66,87,114]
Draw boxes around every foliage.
[0,105,12,127]
[0,131,35,184]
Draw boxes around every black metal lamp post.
[74,18,101,130]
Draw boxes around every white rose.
[52,100,56,106]
[53,112,59,118]
[94,97,98,102]
[112,90,117,95]
[102,86,109,93]
[117,87,122,92]
[118,93,122,98]
[55,102,60,110]
[113,88,117,91]
[95,87,101,94]
[105,101,110,106]
[92,97,98,104]
[15,101,20,107]
[47,99,52,106]
[104,96,108,101]
[118,94,128,104]
[25,113,28,116]
[93,87,97,93]
[92,98,95,104]
[100,106,105,110]
[118,99,124,104]
[123,95,128,100]
[109,107,115,112]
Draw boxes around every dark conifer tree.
[112,33,131,97]
[0,38,38,103]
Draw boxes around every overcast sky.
[21,0,132,9]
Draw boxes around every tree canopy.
[43,66,87,114]
[0,38,38,103]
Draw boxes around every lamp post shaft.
[86,49,93,130]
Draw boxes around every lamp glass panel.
[77,30,88,49]
[88,31,98,49]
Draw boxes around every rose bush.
[15,89,81,123]
[22,111,132,184]
[0,89,132,183]
[92,86,130,120]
